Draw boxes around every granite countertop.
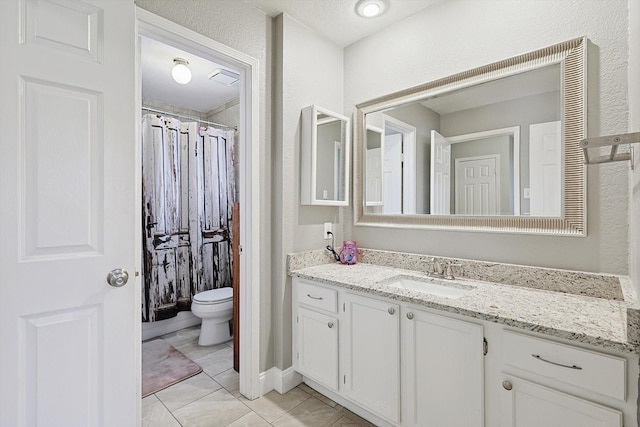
[290,262,640,354]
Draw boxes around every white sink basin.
[385,276,473,299]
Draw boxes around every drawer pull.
[307,294,324,300]
[328,322,334,328]
[388,307,395,315]
[502,380,513,391]
[532,354,582,370]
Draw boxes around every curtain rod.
[142,106,237,131]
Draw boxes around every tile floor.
[142,326,375,427]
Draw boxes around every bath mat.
[142,339,202,397]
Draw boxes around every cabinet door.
[500,376,622,427]
[296,307,339,390]
[343,293,400,423]
[402,308,484,427]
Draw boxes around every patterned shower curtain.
[142,114,236,322]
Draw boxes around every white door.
[366,147,383,206]
[402,307,484,427]
[500,377,622,427]
[455,155,500,215]
[0,1,137,426]
[342,293,400,423]
[383,133,403,214]
[430,130,451,214]
[529,121,562,216]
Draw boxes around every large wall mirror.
[354,37,587,235]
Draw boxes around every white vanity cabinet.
[401,305,485,427]
[342,292,401,423]
[499,330,626,427]
[293,279,340,391]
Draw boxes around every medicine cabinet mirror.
[354,37,587,235]
[301,105,351,206]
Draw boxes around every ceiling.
[141,36,240,114]
[246,0,443,47]
[142,1,443,113]
[420,64,561,115]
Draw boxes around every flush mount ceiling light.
[355,0,388,18]
[171,58,191,84]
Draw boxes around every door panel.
[430,130,451,214]
[0,0,137,425]
[529,121,561,216]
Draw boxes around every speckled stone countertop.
[289,254,640,354]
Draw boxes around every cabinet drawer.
[296,279,338,313]
[502,330,626,401]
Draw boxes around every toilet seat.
[193,287,233,305]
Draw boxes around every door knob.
[388,307,395,315]
[502,380,513,391]
[406,312,414,320]
[107,269,129,287]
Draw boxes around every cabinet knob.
[406,312,414,320]
[328,322,334,328]
[388,307,395,315]
[502,380,513,391]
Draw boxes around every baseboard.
[259,366,303,396]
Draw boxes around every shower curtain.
[142,114,236,322]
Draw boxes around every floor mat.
[142,339,202,397]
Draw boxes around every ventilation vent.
[208,68,239,86]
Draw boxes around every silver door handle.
[107,269,129,287]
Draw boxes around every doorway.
[137,8,261,401]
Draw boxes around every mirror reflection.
[364,63,561,217]
[316,112,348,202]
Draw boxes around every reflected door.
[383,133,403,214]
[529,121,562,216]
[430,130,451,214]
[455,156,499,215]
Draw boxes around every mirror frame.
[353,37,587,236]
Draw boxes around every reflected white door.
[366,148,383,206]
[383,133,403,214]
[529,121,562,216]
[0,1,137,426]
[430,130,451,214]
[455,156,499,215]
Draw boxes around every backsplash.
[288,247,624,301]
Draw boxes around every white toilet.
[191,287,233,346]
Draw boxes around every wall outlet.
[323,222,332,239]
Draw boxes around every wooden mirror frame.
[353,37,587,236]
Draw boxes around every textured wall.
[135,0,275,371]
[272,14,344,370]
[629,0,640,295]
[344,0,631,274]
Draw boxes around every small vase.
[339,241,357,265]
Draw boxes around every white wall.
[629,0,640,295]
[345,0,631,274]
[272,14,344,370]
[135,0,275,371]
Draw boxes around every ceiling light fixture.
[171,58,192,84]
[355,0,388,18]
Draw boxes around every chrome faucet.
[426,257,445,277]
[427,257,462,280]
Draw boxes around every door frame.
[136,8,261,399]
[447,126,520,215]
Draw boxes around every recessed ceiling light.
[355,0,388,18]
[171,58,191,85]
